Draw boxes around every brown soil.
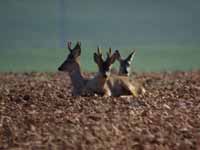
[0,71,200,150]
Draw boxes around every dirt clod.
[0,71,200,149]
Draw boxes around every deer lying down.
[81,47,117,96]
[92,48,145,97]
[113,49,146,96]
[58,41,145,97]
[58,41,116,96]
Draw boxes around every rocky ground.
[0,71,200,150]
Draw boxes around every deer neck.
[119,61,126,76]
[68,63,86,95]
[94,73,108,88]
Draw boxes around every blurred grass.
[0,47,200,72]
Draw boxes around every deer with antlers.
[58,41,116,96]
[58,41,145,97]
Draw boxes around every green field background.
[0,46,199,72]
[1,1,200,72]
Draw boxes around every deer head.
[115,49,136,76]
[94,47,117,78]
[58,41,81,72]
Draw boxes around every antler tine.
[97,46,102,55]
[108,48,112,57]
[98,46,103,56]
[106,47,112,61]
[97,46,104,62]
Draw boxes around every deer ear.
[114,50,121,60]
[77,41,81,46]
[72,49,81,58]
[126,50,136,65]
[72,42,81,57]
[67,41,72,52]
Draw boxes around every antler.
[94,46,104,65]
[97,46,103,59]
[107,48,112,57]
[97,46,101,54]
[105,48,112,62]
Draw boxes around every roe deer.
[115,50,136,76]
[105,49,146,97]
[82,47,117,96]
[58,41,116,96]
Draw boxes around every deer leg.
[129,85,138,97]
[121,82,138,97]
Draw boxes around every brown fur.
[107,50,146,97]
[58,42,115,96]
[58,41,145,97]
